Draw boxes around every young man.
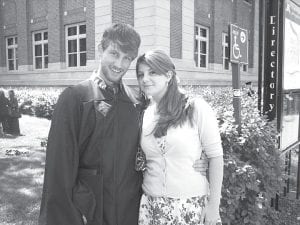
[39,23,143,225]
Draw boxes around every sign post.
[229,24,249,133]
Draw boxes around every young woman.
[136,50,223,225]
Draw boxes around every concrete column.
[95,0,112,61]
[181,0,194,67]
[135,0,170,54]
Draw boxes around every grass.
[0,115,51,225]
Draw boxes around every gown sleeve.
[39,87,84,225]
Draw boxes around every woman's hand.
[200,201,222,225]
[193,154,208,176]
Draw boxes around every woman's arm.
[200,155,224,225]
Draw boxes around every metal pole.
[232,62,241,133]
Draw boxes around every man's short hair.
[100,23,141,59]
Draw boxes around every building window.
[242,64,248,72]
[194,25,209,68]
[66,24,87,67]
[222,33,230,70]
[6,36,18,71]
[33,31,48,69]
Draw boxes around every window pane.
[69,54,77,67]
[8,60,14,70]
[44,32,48,40]
[68,26,77,36]
[35,45,42,56]
[35,57,42,69]
[7,38,14,46]
[35,33,42,41]
[200,55,206,67]
[225,46,229,57]
[195,39,198,51]
[15,37,17,44]
[225,35,229,43]
[200,41,207,54]
[79,25,86,34]
[8,49,14,59]
[80,53,86,66]
[44,43,48,55]
[80,38,86,51]
[16,59,18,70]
[45,56,48,68]
[194,52,199,67]
[225,59,229,70]
[195,26,199,36]
[200,28,207,37]
[68,40,77,53]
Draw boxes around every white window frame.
[32,30,48,70]
[65,23,87,68]
[195,25,209,68]
[6,36,18,71]
[222,33,231,70]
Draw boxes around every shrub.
[0,87,63,119]
[186,86,284,225]
[1,85,285,224]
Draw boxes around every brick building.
[0,0,258,86]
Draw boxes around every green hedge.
[1,85,284,224]
[186,86,284,225]
[0,87,63,119]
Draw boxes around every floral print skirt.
[138,193,208,225]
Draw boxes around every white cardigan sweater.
[141,98,223,198]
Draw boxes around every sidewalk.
[0,115,50,225]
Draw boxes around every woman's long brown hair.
[136,50,194,138]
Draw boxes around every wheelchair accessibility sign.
[230,24,248,64]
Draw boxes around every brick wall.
[170,0,182,59]
[194,0,255,68]
[212,0,234,65]
[112,0,134,26]
[86,0,95,61]
[1,1,18,69]
[47,0,63,65]
[28,0,48,66]
[16,0,30,68]
[0,5,5,68]
[194,0,211,26]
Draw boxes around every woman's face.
[137,63,171,102]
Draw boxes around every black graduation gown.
[39,79,143,225]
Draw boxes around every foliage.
[185,86,285,225]
[1,85,285,224]
[0,87,63,119]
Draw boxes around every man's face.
[99,43,134,86]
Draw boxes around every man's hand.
[193,153,208,176]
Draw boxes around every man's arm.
[39,87,83,225]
